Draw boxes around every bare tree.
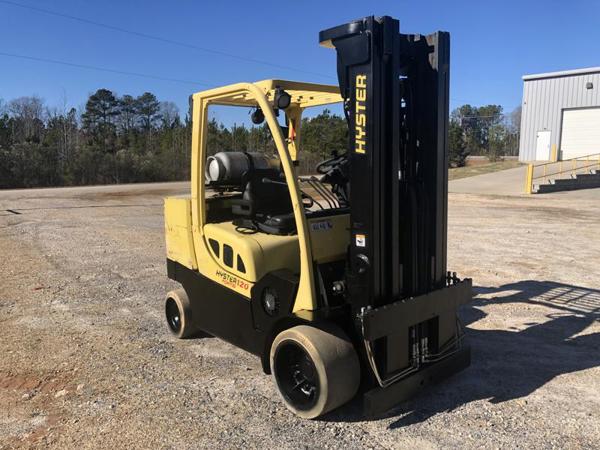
[159,101,179,128]
[9,95,45,141]
[510,106,522,133]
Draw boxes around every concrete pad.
[543,185,600,199]
[449,166,527,196]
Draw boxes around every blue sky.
[1,0,599,124]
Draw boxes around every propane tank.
[205,152,278,184]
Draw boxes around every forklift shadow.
[324,280,600,426]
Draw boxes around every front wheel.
[270,325,360,419]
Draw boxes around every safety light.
[250,107,265,124]
[274,88,291,110]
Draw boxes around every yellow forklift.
[163,16,471,418]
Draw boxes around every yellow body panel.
[164,197,197,270]
[203,222,300,283]
[308,214,350,264]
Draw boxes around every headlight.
[262,287,279,316]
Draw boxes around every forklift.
[163,16,471,419]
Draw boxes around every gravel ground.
[0,182,598,449]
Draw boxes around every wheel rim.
[165,298,182,333]
[274,341,320,411]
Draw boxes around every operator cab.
[205,151,295,234]
[202,146,350,284]
[203,152,350,313]
[205,149,349,237]
[185,80,351,311]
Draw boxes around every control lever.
[261,177,287,186]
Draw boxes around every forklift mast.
[320,16,450,310]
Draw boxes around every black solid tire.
[270,325,360,419]
[165,288,195,339]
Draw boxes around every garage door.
[560,108,600,159]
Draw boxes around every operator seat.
[231,168,296,235]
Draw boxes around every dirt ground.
[0,182,598,449]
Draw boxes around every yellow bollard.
[551,144,558,162]
[525,164,534,194]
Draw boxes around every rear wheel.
[165,288,195,339]
[270,325,360,419]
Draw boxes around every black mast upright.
[319,17,450,309]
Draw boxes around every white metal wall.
[518,71,600,161]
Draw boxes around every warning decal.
[355,234,366,247]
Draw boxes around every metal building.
[519,67,600,161]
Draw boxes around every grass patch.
[449,160,523,180]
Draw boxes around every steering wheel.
[316,152,347,174]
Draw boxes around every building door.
[560,108,600,159]
[535,130,551,161]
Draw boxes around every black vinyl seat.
[231,169,296,235]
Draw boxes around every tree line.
[0,89,519,189]
[449,104,521,167]
[0,89,190,188]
